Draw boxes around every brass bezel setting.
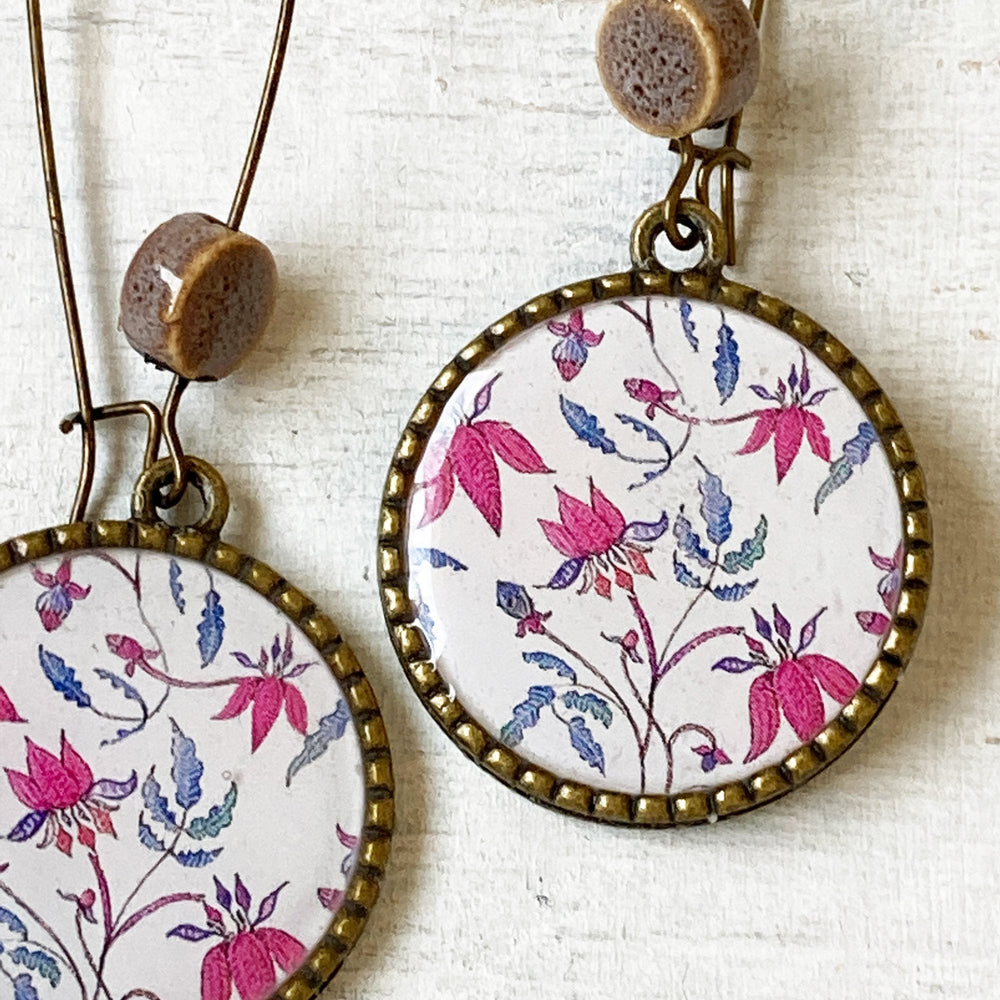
[378,268,932,827]
[0,516,393,996]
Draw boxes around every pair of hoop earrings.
[0,2,929,1000]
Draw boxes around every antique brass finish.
[2,513,394,993]
[378,268,932,827]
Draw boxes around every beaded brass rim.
[378,267,932,827]
[0,516,394,994]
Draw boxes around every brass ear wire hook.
[27,0,295,522]
[662,0,764,265]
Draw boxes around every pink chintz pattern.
[0,549,364,1000]
[416,374,551,535]
[407,295,904,795]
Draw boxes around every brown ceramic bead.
[596,0,761,139]
[119,213,277,380]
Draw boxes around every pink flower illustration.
[623,378,679,420]
[856,544,902,637]
[738,352,833,483]
[107,634,161,677]
[168,875,306,1000]
[214,629,314,752]
[547,309,605,381]
[418,374,551,535]
[0,685,26,723]
[713,605,860,764]
[538,480,668,598]
[5,733,136,855]
[32,559,90,631]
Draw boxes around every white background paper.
[0,1,995,997]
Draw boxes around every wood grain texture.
[0,1,996,996]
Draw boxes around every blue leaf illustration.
[169,559,186,613]
[560,396,617,454]
[673,513,713,569]
[496,581,533,620]
[500,686,556,747]
[174,848,223,868]
[93,669,149,745]
[615,413,672,455]
[0,908,27,939]
[142,770,179,830]
[137,818,167,852]
[712,580,758,602]
[38,647,91,708]
[410,548,468,572]
[90,773,137,801]
[187,784,238,840]
[567,717,605,774]
[197,589,225,668]
[522,651,576,683]
[6,812,45,843]
[285,701,351,786]
[712,657,757,674]
[13,974,38,1000]
[166,924,214,942]
[673,554,704,590]
[94,669,147,713]
[561,691,613,728]
[695,459,733,545]
[623,511,670,543]
[680,299,698,351]
[713,318,739,403]
[814,422,878,513]
[170,720,203,809]
[721,516,768,574]
[10,948,60,988]
[546,558,585,590]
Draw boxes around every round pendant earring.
[0,5,392,999]
[380,0,931,826]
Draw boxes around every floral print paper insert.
[0,550,364,1000]
[406,295,903,796]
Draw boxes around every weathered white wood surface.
[0,1,997,996]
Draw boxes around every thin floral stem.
[110,814,187,938]
[657,626,744,679]
[135,659,240,691]
[0,880,88,1000]
[75,911,112,1000]
[628,593,658,674]
[542,626,648,789]
[665,723,718,794]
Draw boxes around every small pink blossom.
[5,733,136,855]
[215,629,313,752]
[739,353,833,483]
[548,309,604,381]
[856,544,903,637]
[538,481,668,599]
[107,634,161,677]
[714,606,860,764]
[169,876,306,1000]
[418,374,551,534]
[32,559,90,631]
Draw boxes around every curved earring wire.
[26,0,296,521]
